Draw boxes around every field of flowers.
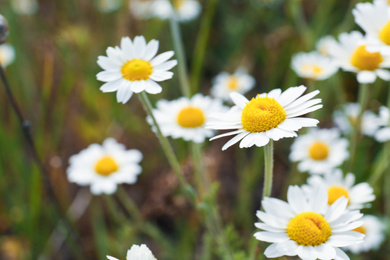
[0,0,389,259]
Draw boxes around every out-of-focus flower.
[330,31,390,83]
[373,106,390,142]
[210,68,255,102]
[152,0,201,22]
[254,185,364,260]
[291,51,338,80]
[97,36,177,103]
[304,169,375,210]
[129,0,156,19]
[0,15,9,44]
[207,85,322,150]
[289,128,349,175]
[149,94,228,143]
[316,35,338,57]
[11,0,38,15]
[107,244,156,260]
[97,0,122,13]
[347,215,385,253]
[67,138,143,195]
[0,44,15,68]
[333,103,382,136]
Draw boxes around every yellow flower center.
[379,21,390,45]
[173,0,184,9]
[121,59,153,81]
[241,96,286,133]
[301,64,323,78]
[95,156,119,176]
[327,186,350,205]
[309,141,329,161]
[352,225,366,234]
[287,212,332,246]
[227,76,239,90]
[177,106,205,128]
[350,45,383,71]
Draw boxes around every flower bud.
[0,14,9,44]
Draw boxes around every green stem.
[169,13,191,98]
[347,83,369,172]
[191,142,210,193]
[262,140,274,202]
[190,0,219,93]
[137,92,195,200]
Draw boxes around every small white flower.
[330,31,390,83]
[207,85,322,150]
[373,106,390,142]
[97,36,177,103]
[129,0,156,19]
[289,128,349,175]
[149,94,228,143]
[333,103,382,137]
[291,51,339,80]
[316,35,338,57]
[152,0,201,22]
[107,244,156,260]
[346,215,386,253]
[11,0,38,15]
[210,68,255,102]
[255,185,364,260]
[304,169,375,210]
[97,0,122,13]
[0,44,15,68]
[67,138,143,195]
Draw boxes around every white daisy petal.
[143,39,159,61]
[264,244,284,258]
[222,132,249,151]
[145,80,162,94]
[151,51,175,66]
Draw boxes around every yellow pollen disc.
[287,212,332,246]
[309,141,329,161]
[227,76,239,90]
[241,96,286,133]
[121,59,153,81]
[379,21,390,45]
[177,106,205,128]
[352,225,366,234]
[95,156,119,176]
[173,0,184,9]
[350,45,383,71]
[327,186,350,205]
[301,64,323,78]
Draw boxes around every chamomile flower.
[347,215,385,253]
[289,128,349,175]
[316,35,338,57]
[97,0,122,13]
[129,0,156,19]
[255,185,364,260]
[0,44,15,68]
[330,31,390,83]
[107,244,156,260]
[207,85,322,150]
[149,94,228,143]
[291,51,338,80]
[97,36,177,103]
[333,103,382,137]
[373,106,390,142]
[152,0,201,22]
[67,138,143,195]
[11,0,38,15]
[304,169,375,210]
[210,68,255,101]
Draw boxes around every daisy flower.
[316,35,338,57]
[207,85,322,150]
[304,169,375,210]
[329,31,390,83]
[254,185,364,260]
[129,0,156,19]
[291,51,339,80]
[152,0,201,22]
[373,105,390,142]
[210,67,255,102]
[67,138,143,195]
[0,44,15,68]
[289,128,349,175]
[97,36,177,103]
[97,0,122,13]
[333,103,382,137]
[347,215,385,253]
[11,0,38,15]
[149,94,228,143]
[107,244,156,260]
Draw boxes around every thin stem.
[169,13,191,98]
[262,140,274,202]
[137,92,195,200]
[191,142,210,193]
[347,83,369,172]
